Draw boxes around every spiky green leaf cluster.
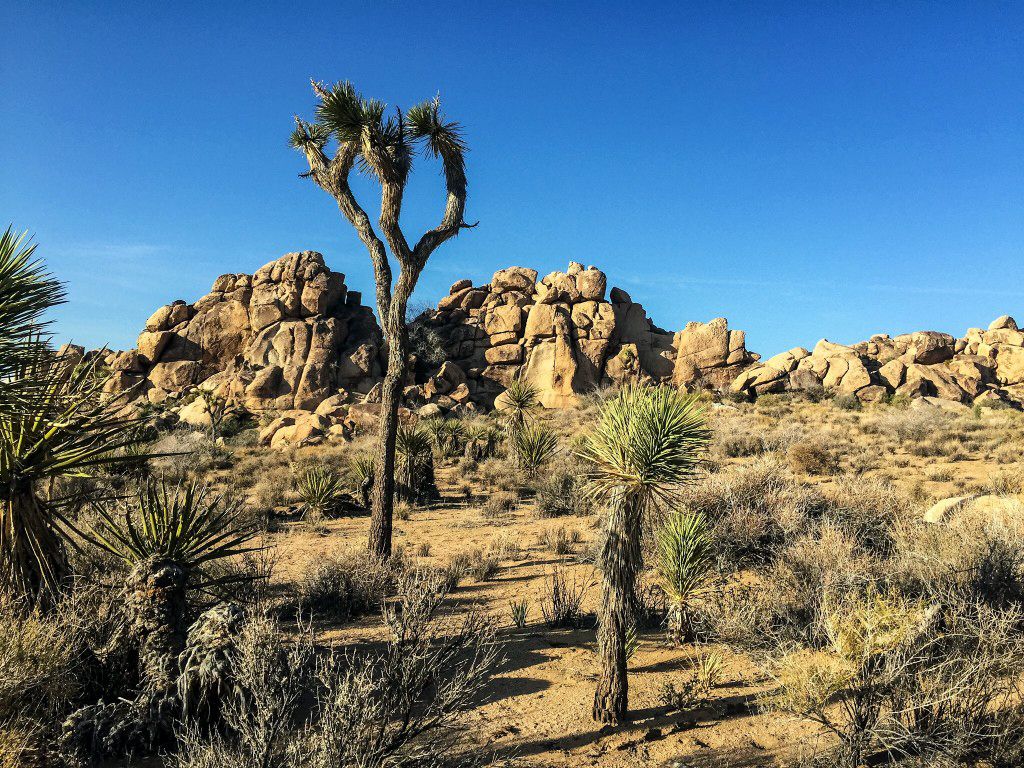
[396,425,433,461]
[0,226,66,407]
[576,385,709,507]
[297,465,344,516]
[655,510,715,607]
[296,80,466,182]
[499,379,540,433]
[84,481,258,572]
[511,422,558,477]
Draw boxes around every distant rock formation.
[731,315,1024,408]
[412,262,756,408]
[103,251,382,411]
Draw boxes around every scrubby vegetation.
[6,231,1024,767]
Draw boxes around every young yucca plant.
[498,379,540,434]
[84,480,259,698]
[1,352,149,605]
[463,423,504,461]
[348,453,375,508]
[297,465,343,520]
[509,597,530,628]
[395,425,438,505]
[577,385,709,724]
[656,510,715,644]
[511,422,558,478]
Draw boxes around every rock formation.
[92,248,1022,447]
[731,316,1024,408]
[105,251,382,412]
[411,262,756,408]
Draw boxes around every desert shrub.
[406,310,448,376]
[713,420,766,458]
[659,650,723,712]
[466,548,500,581]
[863,406,945,442]
[822,475,914,554]
[787,440,839,475]
[534,462,593,517]
[476,456,521,493]
[831,394,862,411]
[149,430,232,479]
[293,551,396,622]
[480,491,517,519]
[892,514,1024,607]
[762,592,1024,768]
[684,458,826,567]
[540,567,590,628]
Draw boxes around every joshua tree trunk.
[126,556,188,697]
[368,319,408,555]
[593,493,642,724]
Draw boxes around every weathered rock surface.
[416,263,757,407]
[109,251,382,417]
[731,316,1024,409]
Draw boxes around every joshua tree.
[577,386,709,724]
[291,81,473,559]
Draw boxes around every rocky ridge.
[79,250,1022,447]
[732,315,1024,407]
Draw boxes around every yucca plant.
[297,465,343,521]
[348,453,375,508]
[498,379,540,435]
[511,422,558,478]
[656,510,715,644]
[464,423,504,461]
[577,385,709,724]
[1,352,149,605]
[83,480,258,698]
[395,425,438,505]
[509,597,530,628]
[0,226,66,409]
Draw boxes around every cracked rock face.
[112,251,382,411]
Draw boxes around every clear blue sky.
[3,2,1022,357]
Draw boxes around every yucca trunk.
[593,493,642,724]
[126,556,188,696]
[0,486,69,605]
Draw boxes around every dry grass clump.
[539,525,581,555]
[480,490,518,519]
[533,460,593,517]
[540,567,590,628]
[292,550,397,621]
[787,439,839,475]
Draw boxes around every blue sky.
[3,1,1022,357]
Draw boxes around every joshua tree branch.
[412,145,470,268]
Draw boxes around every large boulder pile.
[412,262,757,408]
[731,315,1024,408]
[107,251,382,412]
